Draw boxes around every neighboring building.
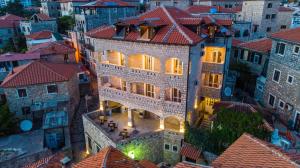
[1,61,80,121]
[20,13,57,35]
[212,133,300,167]
[22,152,67,168]
[291,11,300,28]
[41,0,61,18]
[276,6,294,31]
[74,146,158,168]
[82,6,233,165]
[25,30,62,48]
[0,14,24,48]
[148,0,191,10]
[0,0,32,7]
[263,27,300,130]
[59,0,90,16]
[192,0,243,8]
[26,41,77,63]
[73,0,137,70]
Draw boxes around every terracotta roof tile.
[278,6,294,12]
[0,52,40,62]
[212,133,299,168]
[0,14,25,21]
[180,143,202,160]
[269,27,300,44]
[139,160,158,168]
[23,152,65,168]
[25,30,53,40]
[26,41,75,56]
[81,0,133,7]
[174,162,207,168]
[186,5,241,14]
[1,61,79,88]
[232,38,243,47]
[73,146,151,168]
[238,38,272,54]
[34,13,53,21]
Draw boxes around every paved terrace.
[87,111,162,142]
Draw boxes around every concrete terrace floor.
[93,112,161,142]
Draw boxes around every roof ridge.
[39,61,69,80]
[162,25,176,42]
[161,6,193,44]
[244,133,299,166]
[1,62,33,87]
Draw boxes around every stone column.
[128,108,134,127]
[99,101,104,111]
[160,118,164,130]
[180,121,185,133]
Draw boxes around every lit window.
[203,74,221,88]
[171,88,181,102]
[287,75,294,84]
[172,58,183,75]
[47,84,58,94]
[294,45,300,54]
[121,80,127,91]
[145,84,155,98]
[275,42,286,55]
[268,94,275,107]
[144,55,154,71]
[212,51,222,63]
[272,69,281,83]
[278,99,285,109]
[17,89,27,98]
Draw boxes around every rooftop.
[23,152,65,168]
[0,14,25,21]
[86,6,232,45]
[174,162,208,168]
[26,41,75,56]
[1,61,79,88]
[0,52,40,62]
[25,30,53,40]
[186,5,242,14]
[269,27,300,44]
[0,14,24,28]
[212,133,300,168]
[237,38,272,54]
[278,6,294,12]
[73,146,157,168]
[80,0,134,7]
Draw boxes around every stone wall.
[149,0,191,10]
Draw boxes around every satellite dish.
[20,120,33,132]
[224,87,232,97]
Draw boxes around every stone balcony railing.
[200,85,222,99]
[202,62,224,74]
[98,63,126,77]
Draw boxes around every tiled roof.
[0,14,24,28]
[278,6,294,12]
[86,6,232,45]
[25,30,53,40]
[0,14,25,21]
[269,27,300,44]
[237,38,272,54]
[212,133,300,168]
[81,0,133,7]
[59,0,90,3]
[186,5,241,14]
[73,146,156,168]
[0,52,40,62]
[180,143,202,160]
[174,162,206,168]
[26,41,76,56]
[23,152,64,168]
[231,38,242,47]
[33,13,53,21]
[1,61,79,88]
[139,160,158,168]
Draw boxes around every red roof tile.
[174,162,206,168]
[212,133,299,168]
[0,14,25,21]
[1,61,79,88]
[73,146,154,168]
[0,14,24,28]
[26,41,75,56]
[139,160,158,168]
[80,0,133,7]
[232,38,243,47]
[0,52,40,62]
[278,6,294,12]
[33,13,54,21]
[25,30,53,40]
[269,27,300,44]
[186,5,241,14]
[180,143,202,160]
[23,152,64,168]
[238,38,272,53]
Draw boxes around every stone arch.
[101,50,126,66]
[163,115,183,132]
[127,53,161,72]
[165,57,183,75]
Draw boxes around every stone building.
[82,6,233,165]
[20,13,58,35]
[72,0,137,72]
[59,0,90,16]
[41,0,61,18]
[25,30,62,48]
[263,27,300,130]
[192,0,243,8]
[1,61,80,121]
[147,0,191,10]
[276,6,294,31]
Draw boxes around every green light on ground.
[128,151,135,159]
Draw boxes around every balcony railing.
[202,62,224,73]
[200,86,222,99]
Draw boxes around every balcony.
[200,86,222,99]
[98,63,125,77]
[202,62,224,74]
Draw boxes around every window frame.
[278,99,285,110]
[164,143,170,151]
[268,93,276,107]
[293,45,300,55]
[272,69,281,83]
[275,42,286,56]
[286,75,294,84]
[17,88,28,98]
[47,84,58,94]
[172,145,178,153]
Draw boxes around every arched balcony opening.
[128,54,160,72]
[100,76,126,91]
[164,116,181,132]
[130,82,160,99]
[165,88,182,103]
[165,58,183,75]
[203,47,226,64]
[100,50,125,66]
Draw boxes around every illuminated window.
[121,80,127,91]
[144,55,154,71]
[172,58,183,75]
[212,51,222,63]
[203,74,222,88]
[171,88,181,102]
[145,84,155,98]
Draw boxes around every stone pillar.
[99,101,104,111]
[160,118,164,130]
[180,121,185,133]
[128,108,134,127]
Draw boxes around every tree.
[5,0,24,17]
[0,104,18,136]
[185,108,271,155]
[1,34,27,54]
[57,16,75,34]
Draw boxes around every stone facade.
[276,10,293,31]
[3,74,80,119]
[41,0,61,18]
[20,19,57,36]
[193,0,243,8]
[148,0,191,10]
[263,39,300,127]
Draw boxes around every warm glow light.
[128,121,133,127]
[99,101,104,111]
[86,149,90,155]
[160,119,164,129]
[194,98,198,109]
[180,122,185,133]
[128,151,135,159]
